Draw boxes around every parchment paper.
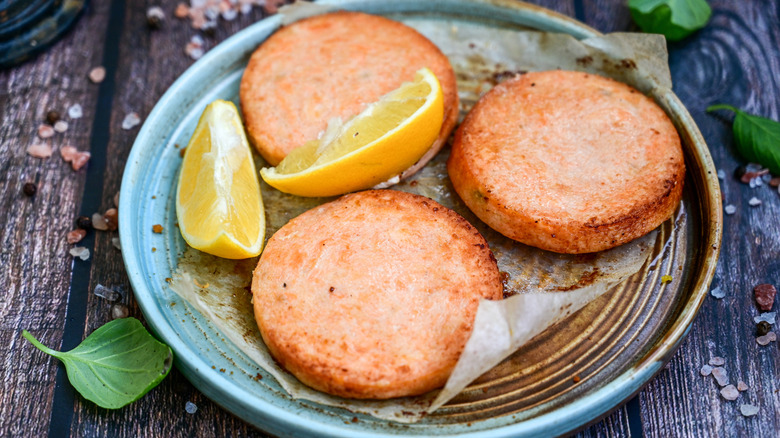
[170,6,673,423]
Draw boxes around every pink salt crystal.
[27,143,53,158]
[720,384,739,401]
[89,66,106,83]
[113,191,120,208]
[754,284,777,311]
[53,120,68,133]
[740,404,759,417]
[67,229,87,244]
[709,356,725,367]
[111,237,122,250]
[122,112,141,130]
[70,151,91,171]
[264,0,285,14]
[175,3,189,18]
[92,212,109,230]
[38,124,55,139]
[699,364,713,376]
[60,145,78,161]
[756,332,776,346]
[711,367,729,386]
[737,381,749,392]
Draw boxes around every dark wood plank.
[638,0,780,436]
[0,1,113,436]
[65,1,275,436]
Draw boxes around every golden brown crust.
[252,190,502,399]
[240,11,459,167]
[448,70,685,254]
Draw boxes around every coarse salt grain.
[89,66,107,83]
[68,104,83,119]
[69,246,90,260]
[754,312,776,325]
[38,124,55,139]
[740,404,759,417]
[175,3,190,18]
[111,303,129,319]
[27,143,53,158]
[54,120,69,133]
[712,367,728,386]
[710,286,726,299]
[67,229,87,244]
[754,284,776,312]
[700,364,713,376]
[749,177,762,188]
[748,197,762,206]
[92,212,109,230]
[222,8,238,20]
[94,284,121,301]
[724,205,736,215]
[717,169,726,180]
[185,44,204,60]
[60,146,91,171]
[709,356,725,367]
[122,112,141,130]
[111,237,122,250]
[720,384,739,401]
[185,401,198,414]
[737,381,748,391]
[756,332,776,346]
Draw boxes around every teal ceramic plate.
[119,1,722,436]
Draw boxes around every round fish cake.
[252,190,502,399]
[448,70,685,254]
[240,11,459,177]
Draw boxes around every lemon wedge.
[260,68,444,197]
[176,100,265,259]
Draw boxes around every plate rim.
[119,1,723,436]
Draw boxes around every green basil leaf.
[628,0,712,41]
[23,317,172,409]
[707,104,780,175]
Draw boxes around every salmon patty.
[240,11,459,178]
[252,190,502,399]
[448,70,685,254]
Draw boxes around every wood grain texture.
[0,0,778,437]
[0,0,113,436]
[639,1,780,437]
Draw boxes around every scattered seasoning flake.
[46,110,61,124]
[111,237,122,250]
[712,367,729,387]
[185,401,198,414]
[757,321,771,336]
[720,384,739,401]
[152,224,163,234]
[710,286,726,299]
[740,404,759,417]
[76,215,92,230]
[699,364,713,376]
[66,229,87,244]
[88,66,106,84]
[756,332,776,346]
[152,247,157,253]
[27,143,53,158]
[754,312,776,325]
[661,275,673,284]
[724,204,737,215]
[94,284,121,301]
[53,120,68,133]
[111,303,130,319]
[122,112,141,130]
[146,6,165,29]
[22,182,37,197]
[68,104,83,119]
[104,208,119,231]
[754,284,777,311]
[770,177,780,187]
[748,197,762,207]
[92,212,109,231]
[709,356,725,367]
[716,169,726,180]
[179,146,187,158]
[69,246,90,260]
[737,381,749,392]
[38,124,55,139]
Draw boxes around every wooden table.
[2,1,778,436]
